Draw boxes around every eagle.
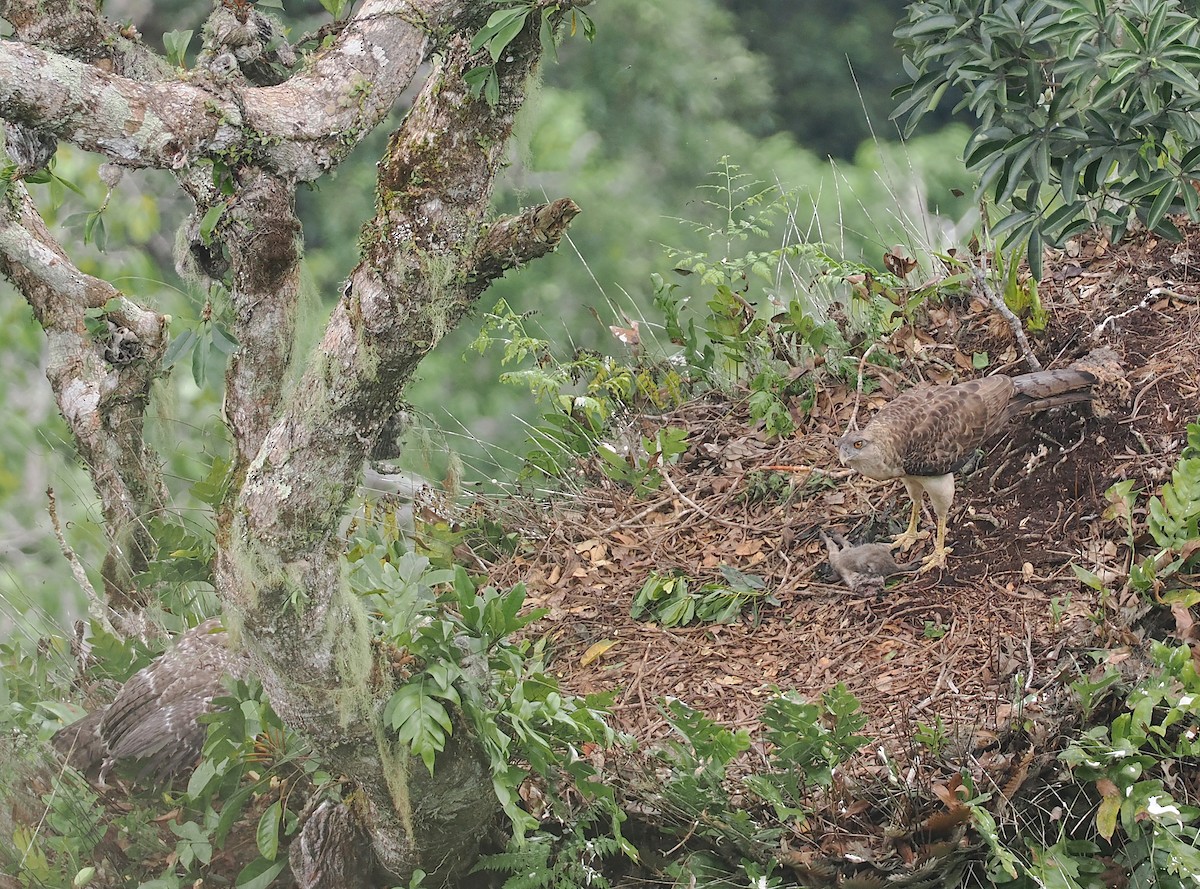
[53,618,247,783]
[837,349,1124,571]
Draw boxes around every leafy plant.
[471,299,686,480]
[646,687,873,882]
[163,298,240,389]
[659,158,851,386]
[596,426,688,497]
[354,537,618,842]
[631,565,777,628]
[896,0,1200,272]
[0,619,321,888]
[473,796,628,889]
[743,685,870,824]
[992,241,1048,330]
[1061,641,1200,879]
[163,29,193,67]
[466,3,595,105]
[1080,419,1200,595]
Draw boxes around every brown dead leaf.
[734,539,763,557]
[1171,603,1196,640]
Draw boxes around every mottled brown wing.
[51,708,107,775]
[99,619,245,782]
[867,377,1015,477]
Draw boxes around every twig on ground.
[660,467,748,529]
[598,495,674,536]
[761,464,854,480]
[1090,286,1180,339]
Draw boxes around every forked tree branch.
[0,181,167,608]
[1,0,585,880]
[215,18,579,881]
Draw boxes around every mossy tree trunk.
[0,0,585,883]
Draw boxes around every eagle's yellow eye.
[853,440,865,450]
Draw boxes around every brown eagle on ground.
[837,348,1125,571]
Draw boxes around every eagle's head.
[837,429,899,480]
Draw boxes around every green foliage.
[473,159,917,489]
[659,158,850,386]
[1147,421,1200,555]
[595,426,688,497]
[896,0,1200,272]
[352,537,617,842]
[3,758,111,889]
[647,687,872,882]
[0,617,320,888]
[913,715,950,755]
[466,3,595,106]
[471,299,688,480]
[992,244,1048,331]
[473,797,628,889]
[1081,419,1200,595]
[1059,641,1200,881]
[318,0,351,19]
[182,677,322,887]
[163,298,240,389]
[741,685,870,823]
[631,565,778,628]
[163,29,193,67]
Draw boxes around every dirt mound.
[484,223,1200,868]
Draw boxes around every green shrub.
[896,0,1200,275]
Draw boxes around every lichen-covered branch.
[0,0,174,79]
[0,1,442,181]
[207,169,303,468]
[468,198,583,293]
[0,182,167,609]
[0,40,243,169]
[215,17,580,883]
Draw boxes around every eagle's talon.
[890,529,925,552]
[919,546,952,573]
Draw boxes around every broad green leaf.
[162,327,198,369]
[199,203,227,245]
[235,857,286,889]
[256,800,282,860]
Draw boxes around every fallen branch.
[970,265,1041,371]
[761,464,855,480]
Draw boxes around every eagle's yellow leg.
[919,511,952,572]
[891,488,924,552]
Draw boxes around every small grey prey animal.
[837,350,1122,571]
[820,530,916,592]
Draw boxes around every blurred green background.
[0,0,977,630]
